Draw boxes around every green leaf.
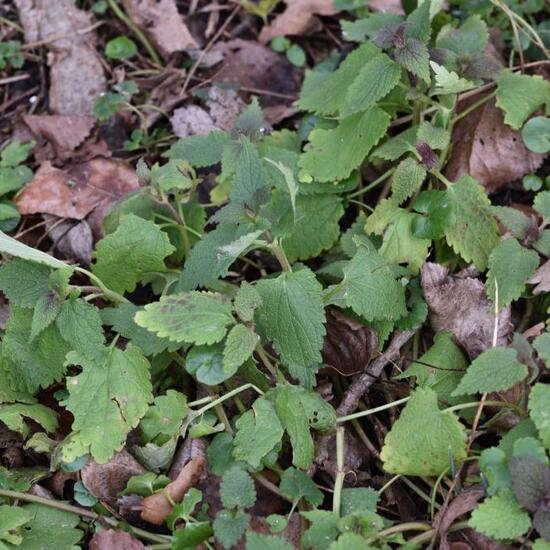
[223,324,258,372]
[479,447,512,496]
[529,384,550,450]
[430,62,477,95]
[0,403,57,437]
[490,206,536,241]
[2,306,71,394]
[444,176,499,270]
[391,158,426,204]
[371,125,418,161]
[105,36,137,59]
[436,15,489,57]
[150,160,193,193]
[123,472,169,496]
[29,293,60,341]
[0,141,34,168]
[233,397,283,468]
[395,38,430,82]
[343,246,407,322]
[341,487,378,515]
[487,238,539,310]
[301,510,340,550]
[380,387,467,476]
[168,131,231,168]
[56,298,105,360]
[140,390,188,444]
[329,533,374,550]
[0,231,68,269]
[255,269,325,384]
[214,510,250,549]
[186,342,238,385]
[0,505,32,546]
[299,108,390,182]
[246,532,294,550]
[272,385,336,469]
[534,333,550,366]
[287,44,306,67]
[496,71,550,130]
[405,0,432,43]
[510,456,550,512]
[452,347,528,397]
[265,158,298,218]
[522,116,550,154]
[62,344,152,463]
[417,122,450,150]
[135,292,234,345]
[0,259,51,308]
[93,214,174,294]
[234,282,262,322]
[220,466,257,509]
[341,13,403,42]
[534,190,550,220]
[469,492,531,540]
[279,467,323,506]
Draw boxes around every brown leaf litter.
[529,259,550,294]
[259,0,339,43]
[121,0,198,57]
[421,262,511,359]
[89,530,145,550]
[14,0,106,115]
[445,97,546,192]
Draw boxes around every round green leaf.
[522,116,550,154]
[105,36,138,60]
[186,343,238,385]
[286,44,306,67]
[270,36,290,52]
[523,174,543,191]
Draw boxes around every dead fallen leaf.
[421,263,511,359]
[369,0,404,14]
[433,486,485,550]
[14,0,106,115]
[121,0,197,57]
[259,0,339,43]
[169,437,207,481]
[81,450,145,505]
[445,97,545,192]
[458,528,515,550]
[322,308,378,376]
[529,259,550,294]
[89,530,145,550]
[171,105,217,138]
[44,215,93,265]
[16,159,139,236]
[140,457,204,524]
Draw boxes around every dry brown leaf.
[458,528,515,550]
[14,0,106,115]
[44,215,93,265]
[89,530,145,550]
[16,159,139,234]
[421,263,511,359]
[82,450,145,505]
[140,457,204,525]
[445,97,545,192]
[121,0,197,57]
[322,308,378,376]
[528,259,550,294]
[259,0,339,43]
[369,0,404,14]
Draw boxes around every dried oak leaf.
[529,259,550,295]
[322,308,378,376]
[16,159,139,236]
[259,0,339,43]
[89,530,145,550]
[14,0,106,116]
[445,97,545,192]
[82,450,145,506]
[121,0,197,57]
[140,457,204,525]
[421,263,511,359]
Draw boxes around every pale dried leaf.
[82,450,145,505]
[44,215,93,265]
[421,263,511,358]
[259,0,339,43]
[529,259,550,294]
[121,0,197,56]
[89,530,145,550]
[170,106,216,138]
[369,0,404,14]
[445,98,545,192]
[14,0,106,115]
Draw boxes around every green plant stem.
[333,426,345,516]
[337,396,411,423]
[401,476,440,510]
[347,167,396,199]
[0,489,170,544]
[270,240,292,273]
[191,383,264,417]
[443,400,521,416]
[407,520,470,546]
[74,267,130,304]
[255,344,278,378]
[365,521,432,544]
[378,474,401,495]
[451,91,496,126]
[104,0,161,65]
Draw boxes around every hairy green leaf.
[529,384,550,450]
[0,260,51,308]
[223,324,258,372]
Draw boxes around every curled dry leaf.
[458,528,515,550]
[140,457,204,525]
[120,0,197,57]
[89,530,145,550]
[168,437,207,481]
[44,215,93,265]
[421,263,511,359]
[16,159,139,236]
[82,450,145,505]
[322,308,378,376]
[445,98,545,192]
[14,0,106,116]
[528,259,550,295]
[259,0,339,43]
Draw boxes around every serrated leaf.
[444,176,499,270]
[0,505,33,546]
[63,344,152,463]
[417,122,450,150]
[56,298,105,360]
[381,387,467,476]
[0,403,57,437]
[496,71,550,130]
[529,384,550,450]
[214,510,250,549]
[135,292,234,345]
[534,333,550,367]
[0,259,51,308]
[452,347,528,397]
[395,38,430,82]
[469,492,531,540]
[534,190,550,220]
[167,131,231,167]
[246,532,294,550]
[299,108,390,182]
[255,269,325,384]
[436,15,489,57]
[30,293,60,342]
[405,0,432,42]
[0,232,68,269]
[93,214,174,294]
[487,238,539,310]
[234,282,262,322]
[279,467,323,506]
[510,456,550,512]
[223,324,258,372]
[343,247,407,322]
[430,62,477,95]
[391,158,426,204]
[227,137,267,205]
[371,125,418,161]
[233,397,283,469]
[490,206,536,240]
[140,390,188,444]
[220,466,256,509]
